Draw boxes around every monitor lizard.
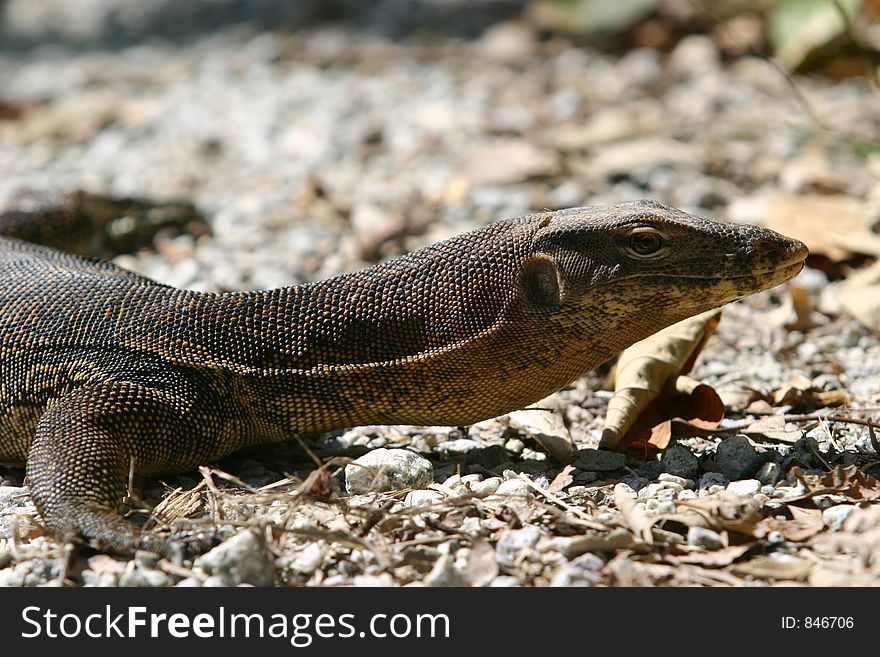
[0,197,807,555]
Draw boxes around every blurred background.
[0,0,878,294]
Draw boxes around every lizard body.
[0,199,806,554]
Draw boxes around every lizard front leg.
[26,381,221,556]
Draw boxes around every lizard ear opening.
[520,255,562,311]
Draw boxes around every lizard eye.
[628,229,664,257]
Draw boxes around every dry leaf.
[600,310,722,451]
[554,529,635,557]
[87,554,126,577]
[764,194,880,260]
[792,464,880,501]
[508,400,576,464]
[808,563,880,586]
[614,483,654,544]
[839,260,880,334]
[768,375,850,410]
[465,538,498,587]
[663,544,752,567]
[731,555,813,581]
[755,505,825,542]
[741,415,802,444]
[610,377,725,455]
[674,491,764,537]
[546,465,575,494]
[766,283,818,330]
[463,139,557,186]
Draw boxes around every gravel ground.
[1,7,879,586]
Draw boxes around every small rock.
[698,472,729,491]
[494,478,532,497]
[478,21,537,62]
[813,494,848,509]
[82,571,119,587]
[468,477,502,498]
[477,445,512,469]
[351,574,395,587]
[658,473,693,489]
[174,577,203,587]
[344,448,434,493]
[521,447,547,461]
[285,542,326,576]
[496,526,543,568]
[574,470,599,483]
[0,544,12,570]
[687,526,724,550]
[823,506,858,531]
[403,489,445,506]
[119,567,171,587]
[435,438,484,456]
[639,482,680,501]
[550,553,604,587]
[424,554,469,587]
[662,444,700,480]
[573,449,625,472]
[716,435,764,479]
[756,462,781,486]
[621,474,647,491]
[194,529,274,586]
[726,479,761,497]
[654,500,676,515]
[441,474,468,493]
[489,575,521,587]
[783,437,822,469]
[134,550,161,569]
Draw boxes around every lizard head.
[518,199,808,331]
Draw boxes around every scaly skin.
[0,199,807,554]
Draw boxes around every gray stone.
[119,568,171,587]
[83,571,120,587]
[285,542,326,576]
[467,477,501,498]
[496,526,543,568]
[654,500,676,515]
[504,438,525,454]
[489,575,521,587]
[698,472,729,491]
[822,505,858,531]
[550,553,604,587]
[344,448,434,493]
[493,478,532,497]
[574,449,626,472]
[0,486,35,540]
[716,436,764,479]
[435,438,484,456]
[174,577,203,587]
[726,479,761,497]
[756,462,782,486]
[661,444,700,480]
[194,529,274,586]
[403,489,445,506]
[424,554,469,587]
[658,473,693,489]
[687,526,724,550]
